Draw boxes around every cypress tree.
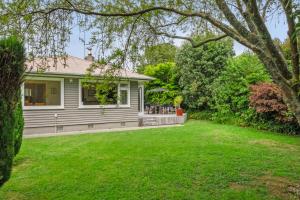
[0,37,25,186]
[14,99,24,156]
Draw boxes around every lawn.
[1,120,300,200]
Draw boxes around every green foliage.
[176,35,234,110]
[143,62,179,105]
[138,43,177,73]
[294,9,300,39]
[13,100,24,156]
[188,111,213,120]
[0,100,15,187]
[95,83,118,105]
[0,36,25,186]
[210,53,271,123]
[173,96,183,108]
[200,53,300,134]
[248,83,300,134]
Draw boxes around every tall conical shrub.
[14,99,24,156]
[0,36,25,186]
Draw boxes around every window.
[23,78,64,109]
[120,83,129,106]
[79,81,130,108]
[81,83,118,105]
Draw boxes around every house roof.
[25,55,154,81]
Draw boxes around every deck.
[138,113,187,126]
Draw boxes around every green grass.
[1,120,300,200]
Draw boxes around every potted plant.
[174,96,184,116]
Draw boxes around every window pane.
[82,83,118,105]
[82,87,98,105]
[101,84,118,105]
[120,90,128,105]
[120,83,128,88]
[24,80,61,106]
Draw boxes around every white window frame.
[78,79,131,109]
[21,76,64,110]
[119,82,130,108]
[138,82,145,115]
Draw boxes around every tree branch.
[156,16,188,28]
[121,15,141,65]
[23,4,240,37]
[281,0,299,81]
[262,0,272,19]
[192,34,228,48]
[26,3,264,52]
[143,17,228,48]
[243,0,292,80]
[235,0,258,33]
[215,0,261,46]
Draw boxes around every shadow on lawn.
[229,174,300,199]
[13,156,32,168]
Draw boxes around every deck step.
[139,114,187,127]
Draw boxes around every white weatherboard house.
[22,54,153,135]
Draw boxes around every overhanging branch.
[192,34,228,48]
[143,17,228,48]
[281,0,299,81]
[21,2,262,58]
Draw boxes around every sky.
[66,15,288,59]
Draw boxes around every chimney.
[85,48,94,61]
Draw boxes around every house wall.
[23,78,139,135]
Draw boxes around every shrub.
[13,100,24,156]
[176,34,234,110]
[174,96,183,108]
[0,36,25,186]
[211,53,270,123]
[249,83,299,134]
[249,83,292,122]
[143,62,180,105]
[188,111,213,120]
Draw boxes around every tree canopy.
[211,53,270,122]
[137,43,176,73]
[1,0,300,123]
[0,36,25,186]
[143,62,179,105]
[143,43,176,65]
[176,34,234,110]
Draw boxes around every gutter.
[25,72,155,81]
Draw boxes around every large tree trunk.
[257,53,300,125]
[275,82,300,124]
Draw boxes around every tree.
[249,83,295,123]
[2,0,300,124]
[144,43,176,65]
[143,62,179,105]
[211,53,270,122]
[13,99,24,156]
[176,35,234,110]
[138,43,177,73]
[0,36,25,186]
[249,82,300,134]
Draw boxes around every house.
[22,54,153,135]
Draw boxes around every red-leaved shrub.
[249,83,294,123]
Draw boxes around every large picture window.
[79,81,130,108]
[82,83,118,105]
[23,78,64,109]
